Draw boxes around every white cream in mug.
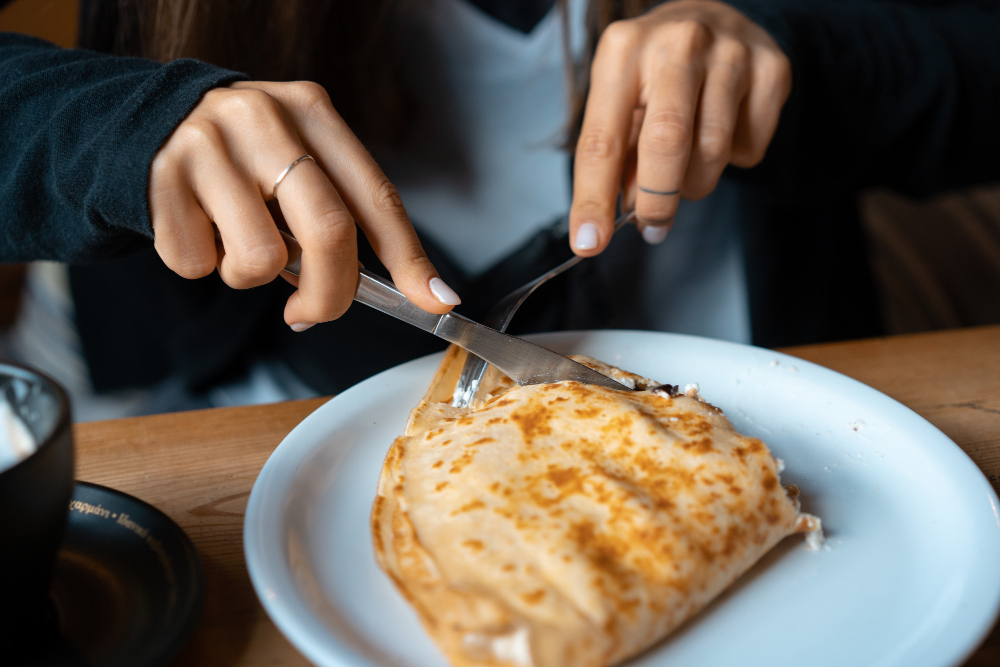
[0,397,36,473]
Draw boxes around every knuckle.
[153,234,216,280]
[577,130,620,162]
[642,108,691,157]
[167,253,216,280]
[369,177,405,216]
[733,144,766,168]
[714,39,751,70]
[230,234,286,280]
[307,205,357,251]
[665,20,712,56]
[405,247,434,271]
[598,20,640,55]
[220,88,282,127]
[302,288,353,323]
[572,196,616,221]
[246,244,286,274]
[174,119,224,153]
[225,275,258,290]
[758,53,792,93]
[221,87,265,113]
[149,151,178,191]
[288,80,336,122]
[697,124,732,162]
[290,80,331,108]
[772,52,793,80]
[221,264,257,289]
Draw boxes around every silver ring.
[272,155,315,199]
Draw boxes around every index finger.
[260,81,458,315]
[570,22,641,257]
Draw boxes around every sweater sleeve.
[718,0,1000,201]
[0,32,247,262]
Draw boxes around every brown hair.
[85,0,406,144]
[92,0,660,147]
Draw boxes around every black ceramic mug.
[0,362,73,648]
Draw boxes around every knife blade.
[277,231,630,392]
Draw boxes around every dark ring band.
[638,186,680,196]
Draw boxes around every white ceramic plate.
[244,331,1000,667]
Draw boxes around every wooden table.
[74,325,1000,667]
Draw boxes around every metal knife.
[277,231,630,391]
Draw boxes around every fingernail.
[429,277,461,306]
[641,225,670,245]
[290,322,315,332]
[574,222,599,250]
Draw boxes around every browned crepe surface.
[372,346,820,667]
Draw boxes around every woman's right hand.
[149,80,460,332]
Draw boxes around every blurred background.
[3,0,1000,421]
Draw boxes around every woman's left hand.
[568,0,791,253]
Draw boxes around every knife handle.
[354,269,443,332]
[279,229,303,276]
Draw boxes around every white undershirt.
[383,0,583,275]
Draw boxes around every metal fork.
[450,211,635,407]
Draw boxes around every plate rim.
[244,329,1000,667]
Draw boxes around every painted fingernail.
[290,322,315,332]
[429,277,462,306]
[642,225,670,245]
[574,222,599,250]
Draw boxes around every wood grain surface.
[73,325,1000,667]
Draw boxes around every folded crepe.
[372,346,822,667]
